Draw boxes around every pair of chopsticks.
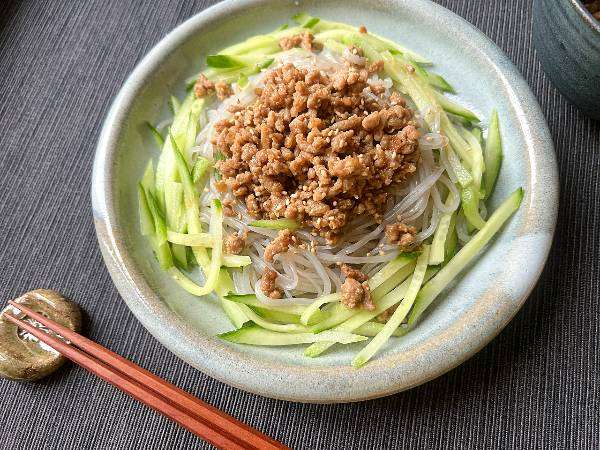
[4,301,288,450]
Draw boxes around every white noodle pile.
[192,50,461,305]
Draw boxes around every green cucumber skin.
[483,110,503,199]
[409,188,523,326]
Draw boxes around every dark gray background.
[0,1,598,449]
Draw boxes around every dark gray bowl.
[533,0,600,120]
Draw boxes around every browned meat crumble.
[278,31,321,52]
[194,75,232,100]
[260,268,283,299]
[194,74,215,98]
[340,264,374,310]
[213,51,420,242]
[264,229,297,262]
[385,222,417,249]
[340,263,368,282]
[223,231,247,255]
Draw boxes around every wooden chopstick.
[4,302,288,450]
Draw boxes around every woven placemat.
[0,1,598,448]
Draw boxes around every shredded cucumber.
[138,184,155,237]
[253,307,301,324]
[224,294,310,316]
[300,293,341,326]
[368,254,416,291]
[409,188,523,326]
[429,193,456,265]
[146,122,164,148]
[434,91,479,123]
[461,186,486,230]
[219,325,367,346]
[352,246,431,367]
[305,268,438,357]
[483,110,503,199]
[354,321,408,338]
[137,15,521,366]
[238,304,310,333]
[248,219,301,230]
[167,231,214,247]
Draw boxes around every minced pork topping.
[212,45,420,242]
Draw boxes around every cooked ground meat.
[215,81,232,100]
[340,264,369,282]
[340,264,374,310]
[385,222,417,249]
[341,278,374,310]
[264,229,296,262]
[223,231,247,255]
[279,31,319,52]
[214,53,420,242]
[584,1,600,19]
[261,268,282,299]
[194,74,215,98]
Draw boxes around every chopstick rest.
[2,294,288,449]
[0,289,81,381]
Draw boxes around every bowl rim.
[92,0,559,403]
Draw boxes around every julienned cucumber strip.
[300,293,341,326]
[167,230,213,247]
[434,91,479,123]
[308,16,431,64]
[380,52,473,169]
[310,262,415,334]
[305,268,438,357]
[461,186,486,230]
[445,145,473,188]
[144,189,174,269]
[141,161,155,192]
[370,262,416,300]
[164,181,187,269]
[459,126,485,192]
[253,307,302,324]
[368,254,417,291]
[138,184,154,237]
[408,188,524,326]
[222,255,252,267]
[224,294,311,316]
[169,134,210,269]
[429,192,456,265]
[248,219,300,230]
[219,324,367,346]
[292,12,320,28]
[192,157,212,184]
[483,110,503,199]
[169,95,181,115]
[216,268,249,329]
[352,245,431,367]
[237,304,310,333]
[155,94,205,208]
[354,321,408,337]
[146,122,164,148]
[445,215,458,262]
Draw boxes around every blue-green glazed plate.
[92,0,558,403]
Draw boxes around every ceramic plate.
[92,0,558,403]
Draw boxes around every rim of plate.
[91,0,558,403]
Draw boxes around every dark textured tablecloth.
[0,1,598,448]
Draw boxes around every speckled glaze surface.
[91,0,558,403]
[533,0,600,120]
